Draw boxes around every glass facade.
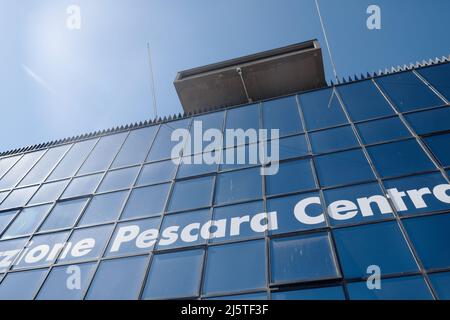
[0,63,449,300]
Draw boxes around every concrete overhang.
[174,40,327,113]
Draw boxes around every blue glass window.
[262,96,303,137]
[206,292,267,300]
[61,173,103,199]
[0,186,39,210]
[211,201,264,243]
[267,192,326,235]
[105,217,160,257]
[403,213,450,269]
[417,63,450,101]
[37,262,96,300]
[142,249,204,299]
[310,126,358,154]
[0,210,17,236]
[383,172,450,216]
[78,132,128,175]
[272,286,345,300]
[225,104,260,134]
[425,133,450,167]
[47,139,97,181]
[405,107,450,135]
[28,180,69,205]
[78,191,128,226]
[266,159,316,196]
[333,221,418,278]
[315,149,375,187]
[203,240,266,295]
[299,88,348,131]
[136,160,176,186]
[147,120,191,162]
[157,210,210,249]
[357,117,411,145]
[275,135,309,160]
[0,269,47,300]
[376,71,443,112]
[220,143,258,171]
[429,272,450,300]
[0,238,28,272]
[168,176,214,212]
[215,167,262,205]
[121,183,170,219]
[0,150,45,190]
[367,140,435,178]
[39,198,89,231]
[185,112,225,156]
[0,155,21,179]
[2,204,51,239]
[177,154,218,178]
[270,233,338,284]
[97,166,140,193]
[347,276,432,300]
[111,126,158,168]
[337,80,394,121]
[86,255,148,300]
[324,182,394,226]
[19,145,70,186]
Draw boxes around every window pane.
[48,139,97,181]
[136,160,176,186]
[39,198,89,231]
[270,233,338,284]
[403,213,450,269]
[0,238,28,272]
[272,286,345,300]
[220,143,257,171]
[19,145,70,186]
[78,191,128,226]
[61,173,103,199]
[215,167,261,205]
[267,192,326,235]
[78,132,127,175]
[168,176,214,212]
[276,134,309,160]
[0,155,21,179]
[424,133,450,167]
[206,292,267,300]
[347,276,432,300]
[0,191,6,204]
[315,149,375,187]
[147,120,191,162]
[0,186,39,210]
[333,221,418,278]
[0,210,17,236]
[185,112,225,156]
[337,80,394,121]
[310,126,358,154]
[429,271,450,300]
[157,210,210,249]
[211,201,264,243]
[111,126,158,168]
[2,204,51,239]
[266,159,316,196]
[86,255,148,300]
[299,88,348,131]
[367,140,435,178]
[37,262,96,300]
[105,217,160,257]
[0,269,47,300]
[177,154,218,178]
[383,172,450,216]
[356,117,411,145]
[0,150,45,190]
[121,183,170,219]
[57,224,114,264]
[405,107,450,135]
[376,71,443,112]
[97,166,140,192]
[143,249,204,299]
[203,240,266,295]
[262,96,303,137]
[28,180,69,205]
[323,182,394,226]
[225,104,260,139]
[417,63,450,101]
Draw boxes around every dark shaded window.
[61,173,103,199]
[376,71,443,112]
[39,198,89,231]
[356,117,411,145]
[224,104,260,143]
[0,269,47,300]
[136,160,177,186]
[2,204,51,239]
[97,166,140,192]
[424,133,450,167]
[417,63,450,101]
[272,286,345,300]
[262,96,303,137]
[429,271,450,300]
[333,221,418,278]
[337,80,394,121]
[168,176,214,212]
[266,159,316,196]
[310,126,358,154]
[78,191,128,226]
[206,292,267,300]
[275,134,309,160]
[121,183,170,219]
[405,107,450,135]
[215,167,262,205]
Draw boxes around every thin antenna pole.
[314,0,339,84]
[147,43,158,118]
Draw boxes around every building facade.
[0,55,450,300]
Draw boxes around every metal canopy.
[174,40,327,113]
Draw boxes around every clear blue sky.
[1,0,449,152]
